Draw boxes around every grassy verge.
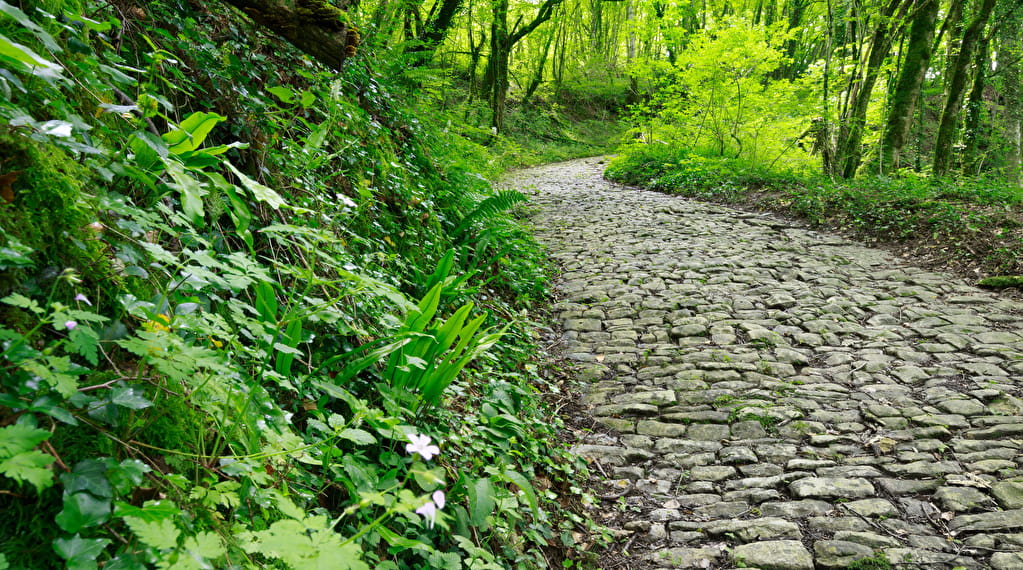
[605,144,1023,284]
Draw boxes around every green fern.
[454,190,528,237]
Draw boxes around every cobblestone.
[517,157,1023,569]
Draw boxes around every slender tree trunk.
[487,0,510,135]
[880,0,938,173]
[962,33,991,175]
[834,0,912,178]
[933,0,997,175]
[997,11,1022,183]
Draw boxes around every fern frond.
[454,190,528,237]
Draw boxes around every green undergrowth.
[606,143,1023,278]
[494,101,627,169]
[0,2,599,568]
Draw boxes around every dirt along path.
[513,157,1023,569]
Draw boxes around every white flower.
[405,433,440,461]
[415,490,446,529]
[74,293,92,306]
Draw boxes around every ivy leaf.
[61,459,113,498]
[110,386,153,410]
[0,449,54,492]
[53,534,111,563]
[123,516,179,550]
[107,459,150,495]
[56,492,111,533]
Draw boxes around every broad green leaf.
[274,318,303,376]
[53,534,110,562]
[0,450,54,492]
[110,386,153,410]
[165,112,226,154]
[113,499,181,523]
[338,428,375,446]
[123,516,179,550]
[467,477,496,527]
[266,86,294,103]
[107,459,150,495]
[0,233,34,268]
[503,470,540,518]
[61,459,113,498]
[163,160,205,227]
[226,162,287,209]
[0,1,61,51]
[56,492,111,533]
[0,33,58,69]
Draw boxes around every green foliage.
[0,2,593,569]
[627,19,817,170]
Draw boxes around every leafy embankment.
[0,2,598,568]
[606,144,1023,283]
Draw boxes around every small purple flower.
[74,293,92,306]
[405,433,440,461]
[64,320,78,330]
[415,490,446,528]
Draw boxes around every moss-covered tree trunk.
[997,10,1022,183]
[879,0,938,174]
[932,0,997,175]
[222,0,358,70]
[962,33,991,175]
[832,0,909,178]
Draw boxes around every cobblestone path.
[516,157,1023,569]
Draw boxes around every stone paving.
[515,157,1023,569]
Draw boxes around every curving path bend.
[514,157,1023,569]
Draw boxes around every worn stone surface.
[519,157,1023,569]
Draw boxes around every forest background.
[1,0,1022,568]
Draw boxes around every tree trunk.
[879,0,938,174]
[482,0,565,134]
[833,0,912,178]
[932,0,997,175]
[221,0,357,71]
[487,0,510,135]
[962,33,991,175]
[997,10,1022,183]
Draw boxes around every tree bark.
[833,0,912,178]
[999,22,1023,183]
[482,0,565,134]
[962,32,990,175]
[932,0,997,175]
[880,0,938,174]
[221,0,357,71]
